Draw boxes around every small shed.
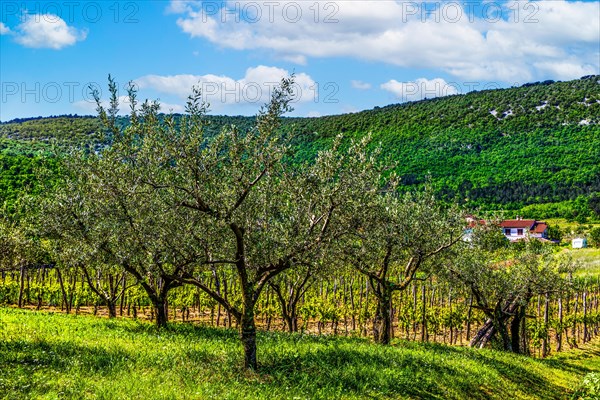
[572,238,588,249]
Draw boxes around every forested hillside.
[287,75,600,215]
[1,76,599,217]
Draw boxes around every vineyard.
[1,263,599,358]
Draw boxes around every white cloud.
[351,80,372,90]
[166,0,196,14]
[14,14,87,49]
[306,111,321,118]
[135,65,317,111]
[381,78,459,102]
[533,60,598,81]
[0,22,10,35]
[169,0,600,82]
[281,54,307,65]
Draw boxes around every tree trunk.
[153,297,168,328]
[241,294,257,370]
[421,284,427,342]
[272,283,300,333]
[349,280,356,332]
[56,268,70,314]
[26,271,31,305]
[511,293,532,355]
[18,264,26,308]
[493,314,512,352]
[282,312,298,333]
[511,304,527,354]
[412,284,417,341]
[556,296,563,352]
[373,287,392,345]
[583,290,590,343]
[448,289,453,345]
[107,301,117,319]
[471,319,496,349]
[466,294,473,342]
[542,293,550,357]
[571,293,579,348]
[119,275,127,316]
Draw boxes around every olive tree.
[162,104,379,368]
[0,215,49,308]
[74,76,380,370]
[342,187,463,344]
[35,79,203,326]
[443,225,564,353]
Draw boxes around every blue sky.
[1,0,599,121]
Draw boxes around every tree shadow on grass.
[258,337,575,400]
[459,351,563,399]
[539,347,600,376]
[100,319,241,343]
[0,338,134,398]
[406,342,586,399]
[0,338,134,372]
[428,341,599,384]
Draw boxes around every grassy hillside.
[0,307,599,400]
[569,248,600,277]
[1,76,599,216]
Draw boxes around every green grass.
[0,308,598,400]
[542,217,600,278]
[568,248,600,278]
[545,219,600,235]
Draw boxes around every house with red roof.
[499,218,548,241]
